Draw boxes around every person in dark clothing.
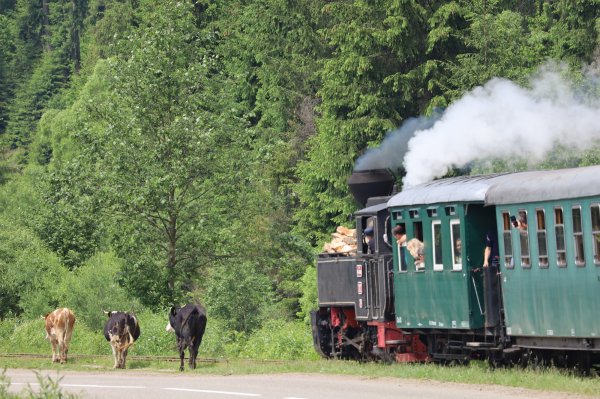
[365,226,375,254]
[482,229,502,328]
[393,225,407,271]
[483,230,499,269]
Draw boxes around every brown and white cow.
[43,308,76,364]
[103,311,140,369]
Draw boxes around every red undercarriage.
[331,307,429,362]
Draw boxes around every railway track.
[0,353,286,364]
[0,353,222,363]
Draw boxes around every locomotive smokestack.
[347,169,395,207]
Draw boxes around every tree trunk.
[71,0,81,73]
[42,0,51,52]
[167,188,178,293]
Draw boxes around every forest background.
[0,0,599,359]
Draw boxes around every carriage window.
[360,217,374,255]
[450,220,462,271]
[591,204,600,265]
[396,223,408,272]
[410,221,424,271]
[536,209,548,268]
[555,207,566,267]
[518,209,530,268]
[393,211,403,221]
[432,221,443,271]
[412,221,423,242]
[572,206,585,266]
[502,212,513,269]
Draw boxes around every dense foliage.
[0,0,598,349]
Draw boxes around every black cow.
[103,311,141,369]
[166,304,207,371]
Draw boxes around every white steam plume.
[354,112,442,171]
[402,64,600,187]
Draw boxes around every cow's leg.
[63,326,74,363]
[51,339,59,363]
[58,339,66,364]
[111,343,119,368]
[121,348,128,369]
[189,345,198,370]
[179,348,185,371]
[192,335,203,369]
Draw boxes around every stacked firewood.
[322,226,357,254]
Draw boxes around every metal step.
[385,340,409,345]
[465,342,495,348]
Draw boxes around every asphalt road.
[2,369,594,399]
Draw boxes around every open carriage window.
[410,221,424,271]
[555,207,566,267]
[517,210,530,268]
[572,206,585,266]
[591,204,600,266]
[502,212,513,269]
[536,209,548,268]
[396,223,408,272]
[450,220,462,271]
[432,221,443,271]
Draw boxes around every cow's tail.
[63,308,71,341]
[119,323,137,352]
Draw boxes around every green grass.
[0,312,319,360]
[1,316,599,397]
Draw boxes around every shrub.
[297,264,318,324]
[204,261,273,333]
[0,369,81,398]
[238,319,319,360]
[58,251,141,331]
[0,312,318,361]
[0,213,67,319]
[129,309,174,356]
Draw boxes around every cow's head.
[166,306,179,333]
[166,322,175,333]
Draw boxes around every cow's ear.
[103,310,112,317]
[170,306,177,316]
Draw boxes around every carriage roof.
[387,165,600,208]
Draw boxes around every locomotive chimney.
[347,169,395,207]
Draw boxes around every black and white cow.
[166,304,207,371]
[103,311,140,369]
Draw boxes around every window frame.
[554,207,567,268]
[450,219,462,271]
[572,205,585,267]
[501,211,514,269]
[536,208,549,268]
[517,209,530,268]
[591,203,600,266]
[432,220,443,271]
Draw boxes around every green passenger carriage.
[311,165,600,370]
[486,167,600,352]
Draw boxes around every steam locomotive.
[311,166,600,370]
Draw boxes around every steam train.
[310,166,600,370]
